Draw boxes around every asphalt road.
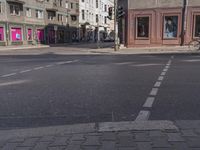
[0,52,200,129]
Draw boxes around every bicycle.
[188,35,200,51]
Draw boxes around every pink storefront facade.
[120,0,200,48]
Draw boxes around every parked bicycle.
[188,35,200,51]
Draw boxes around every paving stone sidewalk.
[0,120,200,150]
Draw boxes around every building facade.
[79,0,114,42]
[119,0,200,47]
[0,0,79,46]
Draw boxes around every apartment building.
[119,0,200,48]
[0,0,79,46]
[79,0,114,42]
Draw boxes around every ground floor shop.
[0,22,79,46]
[122,6,200,47]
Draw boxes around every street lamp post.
[114,0,119,51]
[97,17,100,49]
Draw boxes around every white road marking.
[0,80,29,87]
[161,72,166,76]
[132,63,162,67]
[45,64,54,67]
[182,59,200,62]
[34,66,44,70]
[114,62,135,65]
[56,59,79,65]
[143,97,155,108]
[135,110,150,121]
[1,73,17,77]
[154,81,162,87]
[163,68,168,72]
[158,76,164,81]
[150,88,159,96]
[20,69,32,73]
[165,66,170,69]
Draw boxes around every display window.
[37,29,44,42]
[136,17,149,38]
[27,28,32,41]
[163,16,178,39]
[0,27,4,41]
[11,27,22,41]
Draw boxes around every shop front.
[126,8,182,47]
[0,25,6,46]
[10,26,23,45]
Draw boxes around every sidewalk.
[0,44,199,56]
[0,120,200,150]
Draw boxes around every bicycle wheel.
[189,40,200,51]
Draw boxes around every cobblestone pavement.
[0,121,200,150]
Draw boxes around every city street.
[0,51,200,129]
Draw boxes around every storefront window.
[11,27,22,41]
[37,29,44,42]
[27,28,32,41]
[137,17,149,38]
[0,27,4,41]
[195,15,200,37]
[163,16,178,39]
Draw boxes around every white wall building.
[79,0,114,41]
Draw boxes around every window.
[137,17,149,38]
[70,3,73,9]
[96,14,98,23]
[104,16,107,24]
[11,27,22,41]
[71,15,77,21]
[104,5,107,12]
[195,15,200,37]
[36,10,43,19]
[48,11,55,20]
[0,27,4,41]
[163,16,178,39]
[65,1,68,8]
[26,8,31,17]
[82,10,85,20]
[10,4,20,16]
[27,28,32,41]
[0,2,2,13]
[59,0,62,7]
[96,0,98,8]
[37,29,44,42]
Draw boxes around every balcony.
[46,2,58,11]
[6,0,25,4]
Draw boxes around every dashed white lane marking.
[143,97,155,108]
[136,56,174,121]
[165,66,170,69]
[154,81,161,87]
[45,64,54,67]
[0,59,79,78]
[20,69,32,73]
[161,72,166,76]
[135,110,150,121]
[0,80,29,87]
[1,73,17,77]
[163,68,168,72]
[158,76,164,81]
[150,88,159,96]
[33,66,44,70]
[56,59,79,65]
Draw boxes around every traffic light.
[107,7,113,20]
[117,6,125,19]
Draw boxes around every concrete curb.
[0,45,49,51]
[0,120,178,140]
